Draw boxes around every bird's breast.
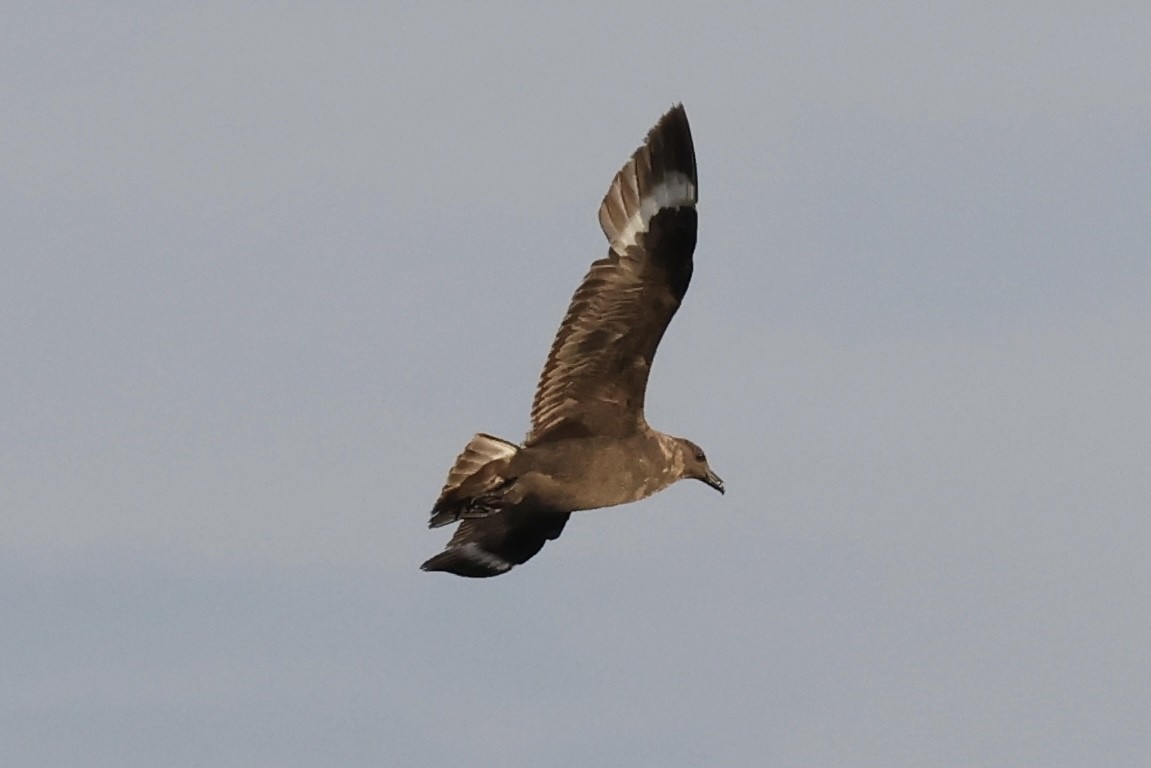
[513,437,674,512]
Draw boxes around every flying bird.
[422,104,723,577]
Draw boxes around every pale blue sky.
[3,3,1150,766]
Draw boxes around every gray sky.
[4,3,1150,766]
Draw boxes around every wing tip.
[420,543,514,578]
[599,104,698,252]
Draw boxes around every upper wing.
[525,105,698,445]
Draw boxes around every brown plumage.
[422,105,723,578]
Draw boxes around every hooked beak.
[701,469,725,495]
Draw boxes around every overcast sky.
[3,3,1150,766]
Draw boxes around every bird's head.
[675,437,724,495]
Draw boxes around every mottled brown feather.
[526,105,698,444]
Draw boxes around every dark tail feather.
[429,433,518,528]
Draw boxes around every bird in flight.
[422,104,723,577]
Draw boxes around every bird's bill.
[702,469,725,495]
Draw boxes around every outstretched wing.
[420,509,572,578]
[526,105,698,445]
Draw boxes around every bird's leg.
[456,477,516,520]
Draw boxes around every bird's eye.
[695,450,706,462]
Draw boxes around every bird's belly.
[530,459,667,512]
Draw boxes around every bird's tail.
[428,433,519,528]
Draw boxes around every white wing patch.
[459,542,512,572]
[613,172,696,252]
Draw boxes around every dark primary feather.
[420,508,571,578]
[526,105,698,445]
